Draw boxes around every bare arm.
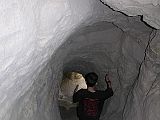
[73,85,80,103]
[74,85,79,93]
[103,73,113,99]
[105,74,112,88]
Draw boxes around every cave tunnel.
[0,0,160,120]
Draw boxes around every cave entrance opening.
[58,72,87,120]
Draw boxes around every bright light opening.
[58,72,87,110]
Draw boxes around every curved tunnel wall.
[0,0,160,120]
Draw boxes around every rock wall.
[0,0,159,120]
[101,0,160,29]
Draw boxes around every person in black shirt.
[73,72,114,120]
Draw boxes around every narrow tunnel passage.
[46,17,159,120]
[0,0,160,120]
[53,20,155,120]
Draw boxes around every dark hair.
[85,72,98,87]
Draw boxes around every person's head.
[85,72,98,87]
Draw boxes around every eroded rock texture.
[0,0,159,120]
[101,0,160,29]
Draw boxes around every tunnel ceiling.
[0,0,160,120]
[61,20,152,76]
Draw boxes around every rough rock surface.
[101,0,160,29]
[0,0,159,120]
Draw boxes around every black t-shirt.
[73,88,113,120]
